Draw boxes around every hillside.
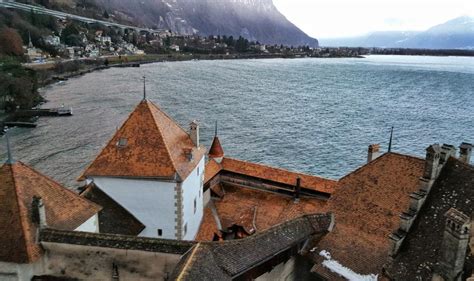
[37,0,319,47]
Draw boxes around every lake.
[2,55,474,188]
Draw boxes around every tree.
[0,57,41,111]
[64,34,83,47]
[103,10,109,19]
[61,22,80,44]
[0,28,24,57]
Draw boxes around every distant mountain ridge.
[320,16,474,49]
[45,0,319,47]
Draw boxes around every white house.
[170,44,180,52]
[43,35,60,46]
[79,99,206,240]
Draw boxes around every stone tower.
[434,208,471,281]
[423,144,441,181]
[459,142,473,164]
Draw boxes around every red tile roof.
[0,162,101,264]
[79,100,205,181]
[196,183,328,241]
[204,157,337,194]
[208,136,224,159]
[314,152,425,278]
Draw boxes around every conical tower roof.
[209,136,224,159]
[0,162,101,263]
[79,100,205,181]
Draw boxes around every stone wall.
[39,242,182,280]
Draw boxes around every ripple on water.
[2,55,474,188]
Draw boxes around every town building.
[0,141,101,280]
[312,148,425,280]
[384,143,474,281]
[42,35,60,46]
[78,98,206,240]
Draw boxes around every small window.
[157,229,163,236]
[194,198,197,214]
[117,138,127,147]
[184,223,187,236]
[197,167,200,176]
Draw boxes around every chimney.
[459,142,473,164]
[294,177,301,202]
[423,144,441,180]
[31,196,47,228]
[367,144,381,163]
[440,144,456,165]
[189,120,199,148]
[434,208,471,281]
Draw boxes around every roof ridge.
[8,164,32,262]
[145,101,180,179]
[147,100,191,137]
[223,157,336,183]
[450,156,474,170]
[21,162,102,212]
[176,243,202,281]
[339,153,390,181]
[338,152,424,181]
[77,101,145,181]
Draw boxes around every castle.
[0,96,473,281]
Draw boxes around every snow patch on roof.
[319,250,378,281]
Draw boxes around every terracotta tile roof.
[204,157,337,194]
[208,136,224,159]
[172,213,334,281]
[79,100,205,181]
[0,162,101,264]
[384,158,474,280]
[81,183,145,236]
[196,183,328,241]
[204,158,222,183]
[313,152,425,278]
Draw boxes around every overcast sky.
[273,0,474,38]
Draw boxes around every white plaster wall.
[91,177,177,239]
[181,157,205,240]
[75,214,99,233]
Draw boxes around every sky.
[273,0,474,38]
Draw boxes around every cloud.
[273,0,473,38]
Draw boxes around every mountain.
[47,0,318,47]
[320,31,419,48]
[399,16,474,49]
[319,16,474,49]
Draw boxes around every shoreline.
[33,52,361,88]
[4,53,357,129]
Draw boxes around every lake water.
[2,55,474,188]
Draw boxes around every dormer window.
[184,149,193,161]
[117,138,127,147]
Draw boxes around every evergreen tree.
[61,23,80,44]
[103,10,109,19]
